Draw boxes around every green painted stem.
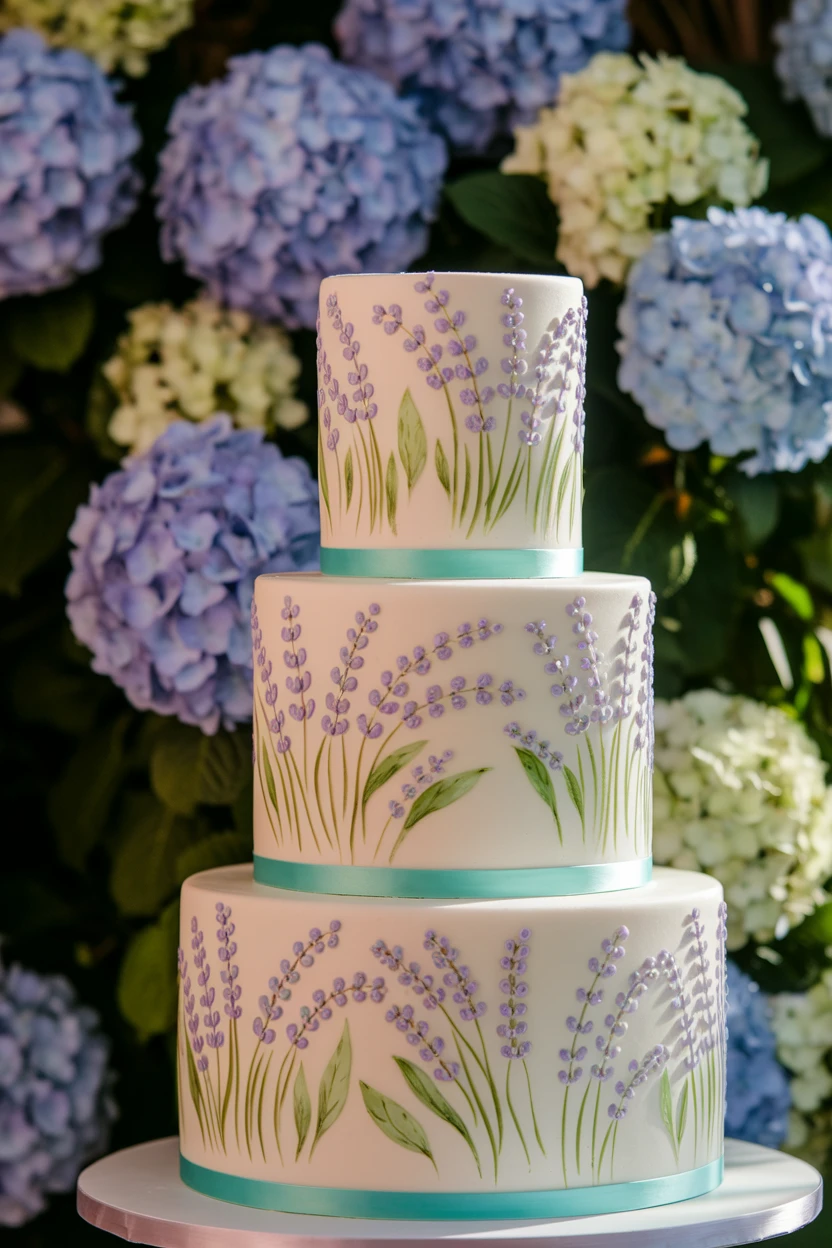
[505,1062,530,1167]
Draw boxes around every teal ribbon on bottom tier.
[252,855,652,898]
[180,1154,723,1220]
[320,546,584,579]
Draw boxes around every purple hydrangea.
[617,207,832,475]
[0,956,117,1227]
[66,415,319,735]
[335,0,630,153]
[0,29,140,299]
[156,43,447,330]
[725,961,791,1148]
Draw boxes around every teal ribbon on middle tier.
[253,855,652,898]
[320,546,584,579]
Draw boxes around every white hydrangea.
[652,690,832,949]
[502,51,769,288]
[771,970,832,1116]
[104,297,308,454]
[0,0,194,76]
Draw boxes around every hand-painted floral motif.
[180,903,726,1184]
[508,594,655,854]
[252,594,516,863]
[318,276,587,541]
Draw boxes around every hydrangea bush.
[617,207,832,474]
[0,29,141,299]
[103,297,308,454]
[502,51,768,287]
[725,961,791,1148]
[66,415,320,734]
[652,689,832,947]
[775,0,832,139]
[772,969,832,1119]
[0,956,116,1227]
[335,0,630,153]
[0,1,194,76]
[156,42,448,330]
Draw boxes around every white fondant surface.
[317,272,585,553]
[252,572,654,871]
[77,1137,823,1247]
[178,866,724,1199]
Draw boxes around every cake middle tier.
[253,571,655,886]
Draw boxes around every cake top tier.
[316,271,586,577]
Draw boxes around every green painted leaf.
[562,766,584,822]
[394,1058,480,1174]
[398,389,428,494]
[362,741,427,810]
[676,1079,689,1146]
[513,748,561,841]
[345,448,354,510]
[317,425,332,528]
[294,1063,311,1160]
[435,440,451,497]
[10,287,95,372]
[386,452,398,535]
[311,1020,352,1154]
[262,749,278,811]
[659,1068,674,1146]
[461,444,472,518]
[402,768,490,832]
[360,1081,435,1168]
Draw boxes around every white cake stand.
[77,1137,822,1248]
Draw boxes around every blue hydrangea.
[0,28,141,300]
[726,961,791,1149]
[0,956,116,1227]
[335,0,630,152]
[617,207,832,475]
[66,415,320,735]
[775,1,832,138]
[155,42,447,331]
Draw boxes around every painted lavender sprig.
[288,973,387,1048]
[316,314,337,528]
[325,290,384,532]
[597,1045,669,1179]
[179,941,216,1151]
[385,1003,458,1081]
[559,926,628,1184]
[499,929,544,1163]
[215,903,241,1145]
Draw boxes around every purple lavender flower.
[498,929,531,1060]
[567,596,612,726]
[216,902,241,1023]
[572,297,589,453]
[607,1045,668,1121]
[614,595,642,722]
[252,921,341,1044]
[326,292,378,423]
[189,918,211,1071]
[371,302,451,395]
[424,931,486,1022]
[505,723,564,772]
[252,597,292,754]
[324,603,380,735]
[415,273,496,423]
[634,592,657,763]
[498,288,529,400]
[517,302,586,449]
[371,941,446,1009]
[287,972,386,1048]
[559,927,628,1086]
[686,908,718,1058]
[656,948,698,1071]
[181,938,206,1072]
[388,752,454,819]
[281,596,315,724]
[591,957,661,1082]
[385,1003,459,1082]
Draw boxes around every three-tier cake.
[176,272,726,1219]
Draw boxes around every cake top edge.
[320,271,583,289]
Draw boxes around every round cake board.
[77,1137,822,1248]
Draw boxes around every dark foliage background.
[0,1,830,1242]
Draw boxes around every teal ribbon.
[180,1154,722,1220]
[320,547,584,579]
[253,855,652,898]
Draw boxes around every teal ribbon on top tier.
[180,1153,723,1219]
[320,546,584,579]
[253,855,652,898]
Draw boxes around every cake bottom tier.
[178,866,726,1218]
